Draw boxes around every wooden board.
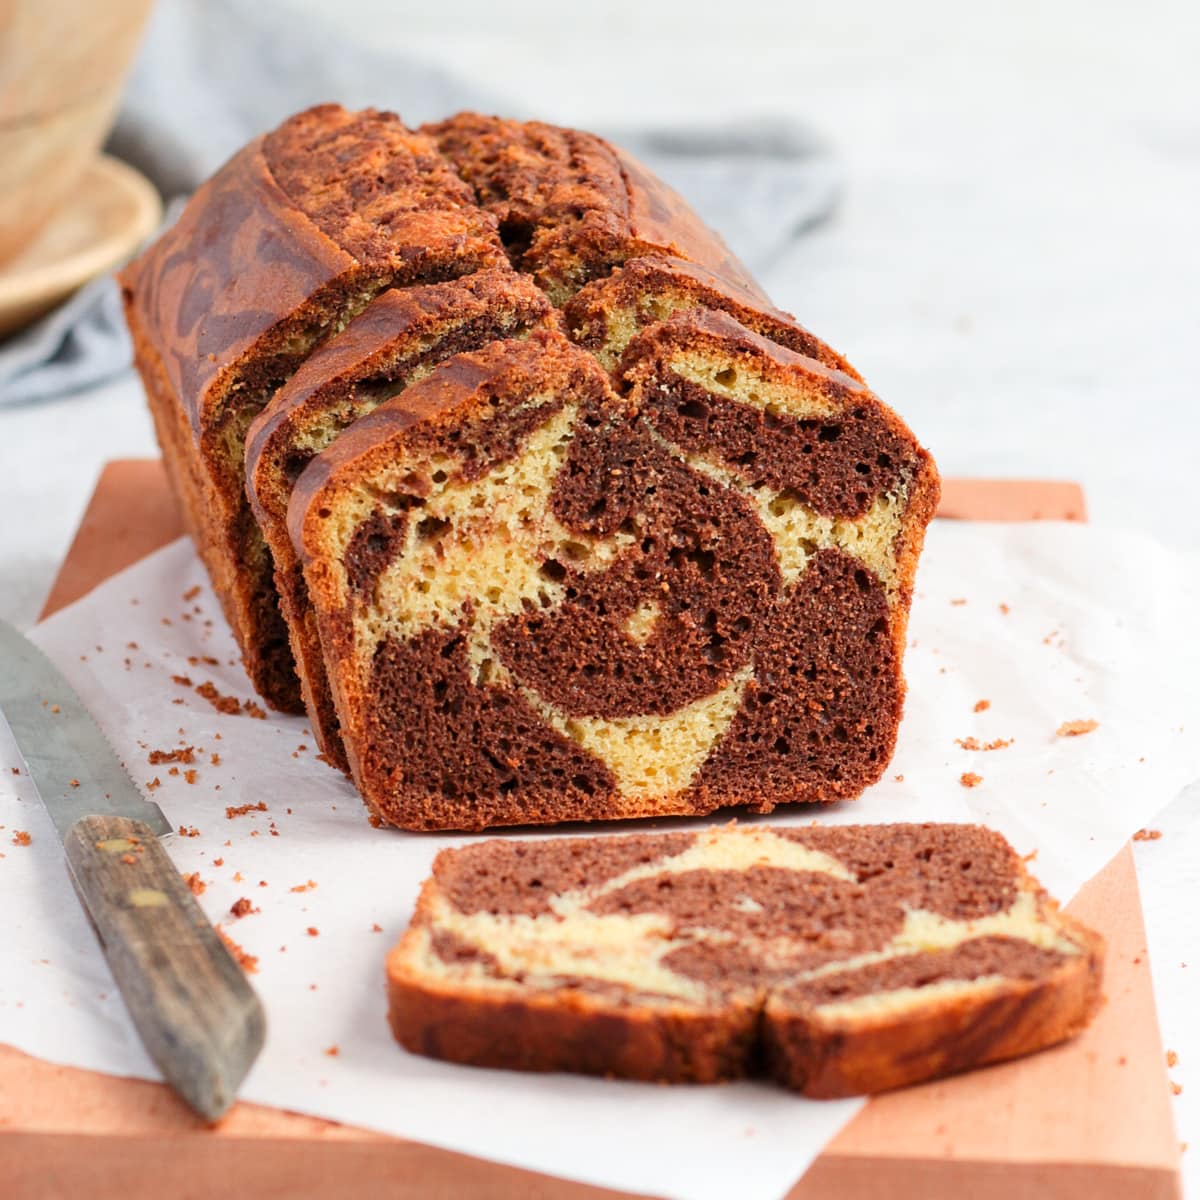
[1,461,1179,1200]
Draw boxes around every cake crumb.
[973,699,990,713]
[184,769,198,785]
[1022,849,1039,863]
[950,598,967,606]
[11,831,31,847]
[226,801,268,819]
[146,777,161,790]
[178,825,200,838]
[217,927,259,974]
[1057,719,1098,738]
[307,926,319,937]
[291,880,318,893]
[212,857,224,867]
[956,736,1013,752]
[1172,1082,1183,1096]
[171,674,193,688]
[149,747,195,765]
[211,752,221,766]
[1167,1050,1179,1068]
[1133,828,1162,842]
[69,778,80,788]
[893,774,904,783]
[196,681,241,715]
[324,1045,339,1057]
[183,585,202,602]
[999,603,1010,615]
[230,897,259,919]
[371,923,383,933]
[960,772,983,788]
[183,872,205,896]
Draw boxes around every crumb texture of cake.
[292,318,937,831]
[245,267,556,768]
[388,823,1105,1096]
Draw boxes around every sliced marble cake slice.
[290,322,935,830]
[563,253,862,379]
[387,823,1104,1096]
[245,267,555,770]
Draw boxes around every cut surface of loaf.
[245,267,556,769]
[120,105,506,710]
[388,823,1105,1096]
[291,321,938,831]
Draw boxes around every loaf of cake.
[124,103,940,829]
[388,823,1104,1096]
[291,315,936,830]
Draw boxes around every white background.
[0,0,1196,1189]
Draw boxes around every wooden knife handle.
[63,814,266,1120]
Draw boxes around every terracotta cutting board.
[1,461,1180,1200]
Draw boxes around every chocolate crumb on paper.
[149,747,195,765]
[226,801,268,819]
[183,872,206,896]
[230,897,259,919]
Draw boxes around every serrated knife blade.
[0,618,264,1119]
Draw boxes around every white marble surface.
[0,0,1196,1187]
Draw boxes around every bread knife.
[0,619,265,1119]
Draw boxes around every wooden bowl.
[0,0,155,265]
[0,155,161,339]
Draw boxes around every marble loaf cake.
[388,824,1105,1096]
[122,104,940,830]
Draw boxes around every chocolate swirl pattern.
[388,824,1105,1096]
[292,319,936,831]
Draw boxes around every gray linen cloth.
[0,0,841,405]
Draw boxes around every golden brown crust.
[424,113,762,303]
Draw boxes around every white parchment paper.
[2,520,1198,1200]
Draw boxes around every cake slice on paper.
[388,823,1104,1097]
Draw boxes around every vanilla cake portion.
[291,318,937,832]
[388,823,1105,1097]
